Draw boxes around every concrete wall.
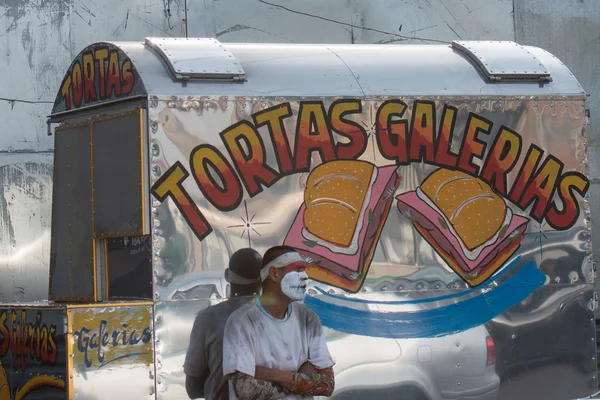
[0,0,597,302]
[0,0,186,301]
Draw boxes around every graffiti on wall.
[0,309,66,400]
[70,306,153,370]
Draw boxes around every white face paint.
[280,270,308,301]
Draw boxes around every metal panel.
[105,236,153,300]
[513,0,600,322]
[0,153,53,303]
[148,94,594,399]
[452,40,551,82]
[67,304,155,400]
[141,108,151,238]
[153,300,212,400]
[487,284,597,398]
[113,40,585,100]
[49,123,95,302]
[144,37,246,82]
[91,110,144,238]
[0,306,68,400]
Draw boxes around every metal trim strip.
[48,95,147,121]
[66,309,75,400]
[66,301,154,309]
[104,239,109,300]
[90,121,98,302]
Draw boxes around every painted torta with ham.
[396,168,529,286]
[284,160,402,293]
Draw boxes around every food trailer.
[0,38,595,400]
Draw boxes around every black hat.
[224,248,262,285]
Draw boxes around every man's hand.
[290,366,334,397]
[254,363,335,397]
[254,363,316,386]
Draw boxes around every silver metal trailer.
[0,37,594,400]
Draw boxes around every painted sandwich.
[284,160,402,293]
[396,168,529,287]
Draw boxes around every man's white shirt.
[222,299,335,400]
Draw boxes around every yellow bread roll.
[303,160,375,247]
[420,169,507,250]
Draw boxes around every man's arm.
[228,372,291,400]
[185,370,208,399]
[183,312,210,399]
[254,365,335,397]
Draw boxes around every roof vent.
[452,40,551,83]
[145,37,246,82]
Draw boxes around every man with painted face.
[222,245,335,400]
[184,248,263,400]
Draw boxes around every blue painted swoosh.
[304,260,545,339]
[313,256,521,305]
[98,352,149,369]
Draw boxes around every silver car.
[317,322,499,400]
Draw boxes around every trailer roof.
[50,38,586,118]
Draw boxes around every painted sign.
[69,306,153,370]
[51,42,146,115]
[0,308,67,400]
[150,99,590,293]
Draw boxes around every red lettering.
[329,99,367,160]
[434,105,459,168]
[0,310,59,371]
[253,103,295,174]
[221,121,279,197]
[11,313,20,371]
[28,323,35,361]
[60,76,72,110]
[36,316,41,361]
[0,312,8,357]
[375,100,409,164]
[94,48,109,99]
[294,102,336,171]
[508,145,542,205]
[71,61,83,108]
[518,155,563,221]
[189,145,243,211]
[480,127,522,196]
[151,161,213,241]
[40,326,48,363]
[457,114,491,175]
[19,311,26,372]
[546,172,590,230]
[409,101,436,163]
[106,51,121,97]
[121,59,134,95]
[82,52,97,103]
[48,327,57,364]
